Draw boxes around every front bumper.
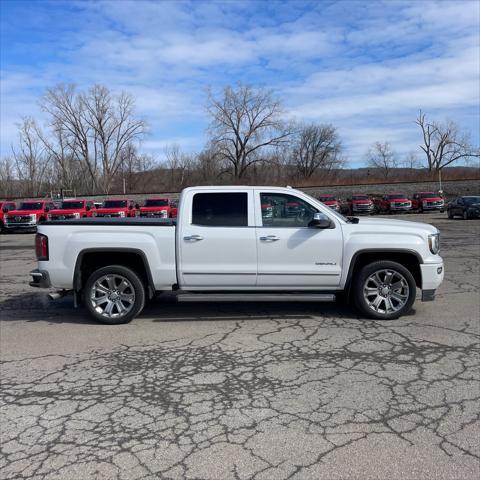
[390,205,412,211]
[5,222,37,229]
[420,261,444,300]
[421,204,444,211]
[29,269,51,288]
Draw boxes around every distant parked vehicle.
[47,199,96,221]
[0,201,17,232]
[4,200,56,231]
[346,194,375,215]
[170,199,178,218]
[411,192,444,213]
[375,193,412,214]
[447,196,480,220]
[317,195,341,211]
[138,198,175,218]
[93,199,138,218]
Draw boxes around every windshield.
[352,195,369,201]
[60,201,84,209]
[464,197,480,205]
[420,193,438,198]
[319,196,336,202]
[144,199,169,207]
[19,202,43,210]
[387,194,406,199]
[103,200,127,208]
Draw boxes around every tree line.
[1,83,478,198]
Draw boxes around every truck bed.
[43,218,176,226]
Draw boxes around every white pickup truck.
[30,186,444,324]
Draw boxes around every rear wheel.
[353,261,416,320]
[84,265,145,324]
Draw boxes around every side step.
[177,293,336,303]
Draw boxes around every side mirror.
[135,203,140,209]
[128,205,133,210]
[86,205,91,211]
[308,213,332,229]
[2,207,8,213]
[45,206,50,212]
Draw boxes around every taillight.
[35,233,49,261]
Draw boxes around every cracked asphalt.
[0,213,479,480]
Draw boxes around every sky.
[1,0,479,167]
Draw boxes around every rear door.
[254,191,343,288]
[178,190,257,287]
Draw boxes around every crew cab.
[347,194,375,215]
[375,193,412,214]
[47,199,96,221]
[5,200,55,231]
[0,201,16,232]
[30,186,444,324]
[317,195,341,211]
[412,192,444,213]
[93,199,138,218]
[138,198,174,218]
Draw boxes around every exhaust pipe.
[48,290,72,301]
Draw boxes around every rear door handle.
[260,235,280,242]
[184,234,203,241]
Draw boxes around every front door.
[255,191,343,288]
[178,191,257,287]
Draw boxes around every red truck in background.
[317,195,341,212]
[411,192,445,213]
[93,199,138,218]
[4,200,56,231]
[374,193,412,214]
[346,194,375,215]
[138,198,175,218]
[0,201,16,232]
[47,199,96,221]
[169,199,178,218]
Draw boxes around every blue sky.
[1,0,479,167]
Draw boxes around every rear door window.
[192,193,248,227]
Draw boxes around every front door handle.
[184,234,203,241]
[260,235,280,242]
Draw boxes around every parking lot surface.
[1,213,479,480]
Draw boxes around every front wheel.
[84,265,145,324]
[353,261,416,320]
[448,209,454,219]
[463,211,469,220]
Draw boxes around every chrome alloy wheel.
[363,269,409,315]
[90,274,135,319]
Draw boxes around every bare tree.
[366,141,397,178]
[291,123,342,178]
[41,84,146,194]
[0,157,16,197]
[11,118,51,196]
[118,143,156,193]
[416,111,479,172]
[207,84,291,179]
[163,144,194,190]
[401,151,421,170]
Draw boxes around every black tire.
[448,209,453,219]
[353,260,416,320]
[83,265,145,324]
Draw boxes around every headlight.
[119,211,125,217]
[92,211,97,217]
[47,214,52,220]
[428,233,440,254]
[135,210,140,217]
[161,210,168,218]
[74,212,80,218]
[31,214,37,221]
[423,200,428,205]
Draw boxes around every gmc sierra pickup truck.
[30,186,444,324]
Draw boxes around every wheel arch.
[344,249,423,298]
[74,248,155,299]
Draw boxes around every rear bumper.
[420,261,444,300]
[29,269,51,288]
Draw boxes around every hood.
[49,208,84,215]
[95,207,129,213]
[348,216,438,235]
[322,200,338,205]
[352,199,372,204]
[388,197,410,202]
[140,206,170,212]
[7,209,43,216]
[420,196,443,202]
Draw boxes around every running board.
[177,293,336,303]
